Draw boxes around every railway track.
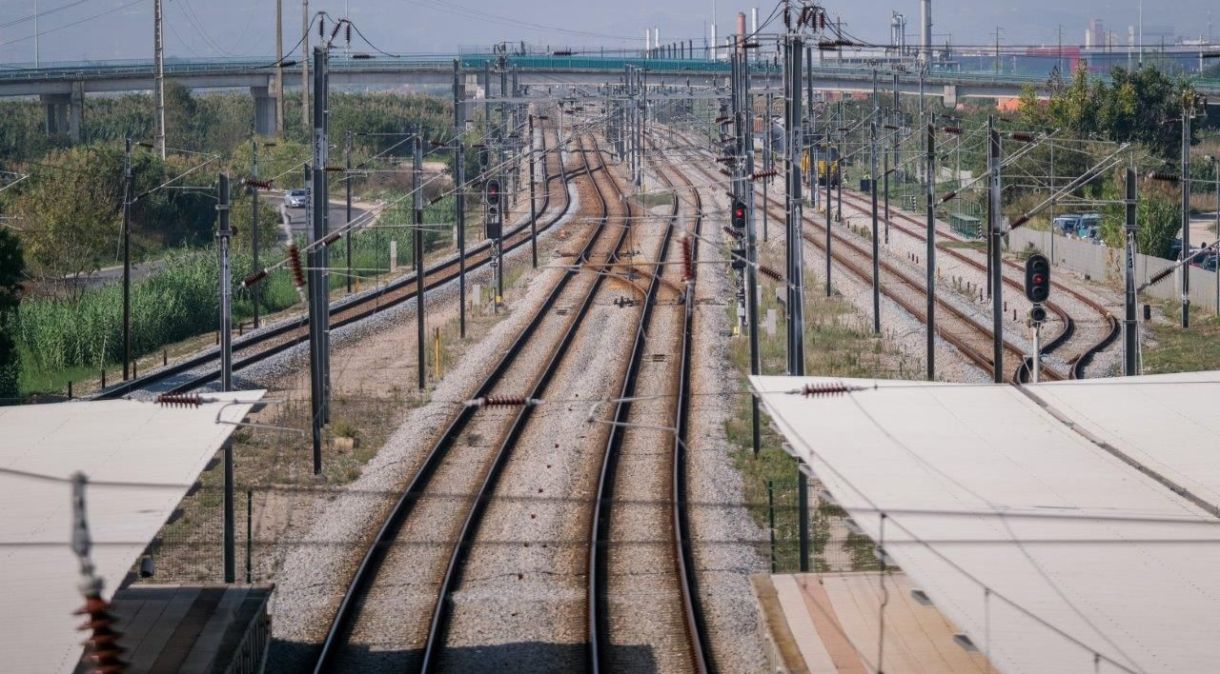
[586,141,711,672]
[676,134,1052,384]
[834,187,1119,379]
[95,117,574,399]
[311,134,635,672]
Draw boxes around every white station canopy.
[752,372,1220,674]
[0,391,264,674]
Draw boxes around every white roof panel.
[751,373,1220,674]
[0,391,263,674]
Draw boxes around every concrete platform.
[753,572,993,674]
[72,584,272,674]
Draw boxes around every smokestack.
[921,0,932,61]
[736,12,746,50]
[654,27,660,52]
[646,28,651,55]
[751,7,758,35]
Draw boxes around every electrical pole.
[988,116,1004,383]
[1181,102,1192,328]
[414,134,426,390]
[925,120,936,380]
[345,131,352,295]
[307,46,328,474]
[1124,168,1139,376]
[219,191,234,587]
[528,113,538,269]
[122,138,133,381]
[764,91,772,242]
[825,104,833,297]
[301,0,310,133]
[870,69,881,334]
[251,139,262,328]
[884,149,890,245]
[275,0,284,137]
[785,33,810,575]
[453,60,467,339]
[218,173,233,393]
[739,47,762,459]
[153,0,166,158]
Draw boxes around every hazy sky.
[0,0,1216,64]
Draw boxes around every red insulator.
[287,243,306,290]
[723,225,743,241]
[245,178,273,190]
[241,269,268,288]
[682,237,695,282]
[942,126,963,135]
[801,382,855,398]
[479,395,533,407]
[76,594,127,674]
[1009,132,1036,143]
[156,393,203,408]
[758,264,783,283]
[752,170,777,180]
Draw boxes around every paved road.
[282,201,369,238]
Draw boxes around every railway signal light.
[485,179,503,239]
[731,199,747,231]
[1030,305,1048,324]
[1024,254,1051,303]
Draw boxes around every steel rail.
[96,122,569,399]
[587,139,711,673]
[310,133,600,673]
[417,134,631,672]
[838,188,1120,379]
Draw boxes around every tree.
[0,229,24,402]
[11,146,123,279]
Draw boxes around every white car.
[284,188,310,208]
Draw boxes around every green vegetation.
[1143,308,1220,374]
[728,261,919,572]
[14,250,299,387]
[0,230,24,402]
[0,85,473,399]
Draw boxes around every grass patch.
[726,239,921,572]
[1143,309,1220,374]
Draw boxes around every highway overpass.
[2,54,1217,139]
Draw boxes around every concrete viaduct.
[2,54,1215,141]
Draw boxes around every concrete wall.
[1008,227,1220,313]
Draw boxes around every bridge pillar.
[942,84,958,108]
[251,86,279,137]
[40,83,84,142]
